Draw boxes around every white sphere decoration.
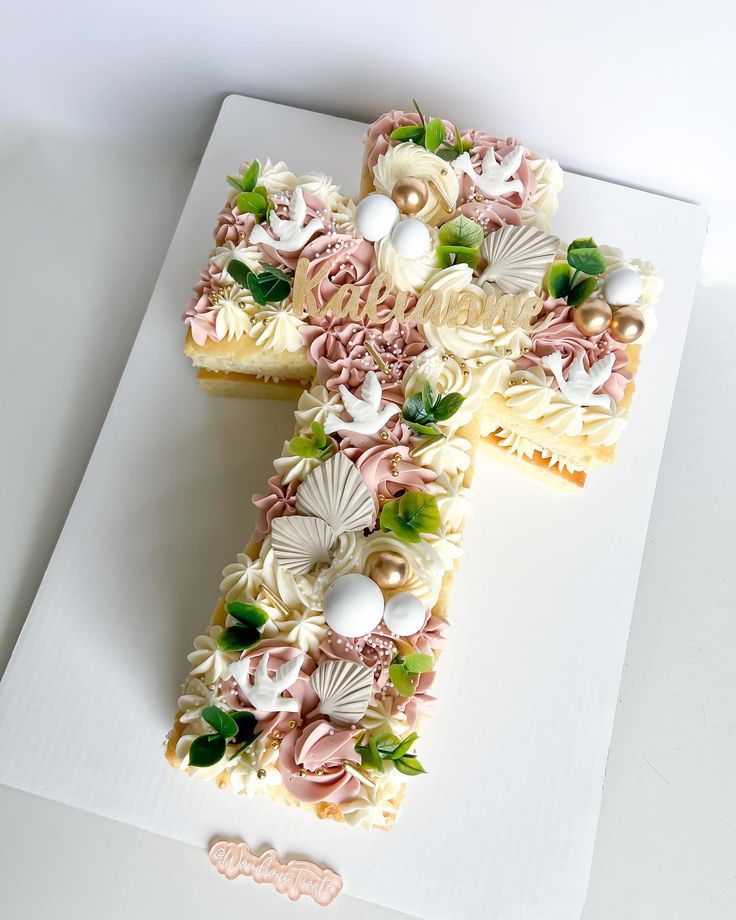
[323,573,385,638]
[602,267,643,307]
[390,218,432,259]
[355,194,400,242]
[382,592,426,637]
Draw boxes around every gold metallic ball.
[256,769,267,779]
[391,176,429,215]
[368,551,409,590]
[609,305,645,344]
[573,299,613,337]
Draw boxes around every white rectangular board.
[0,96,707,920]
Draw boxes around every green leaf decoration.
[403,653,434,674]
[437,244,480,269]
[394,754,426,776]
[389,662,416,697]
[216,625,261,653]
[188,733,227,768]
[257,273,290,304]
[380,492,441,544]
[226,258,251,289]
[433,392,464,422]
[202,705,238,738]
[258,262,292,283]
[390,731,419,761]
[227,175,245,191]
[402,392,429,425]
[567,238,607,276]
[237,191,267,216]
[253,184,269,200]
[390,125,425,144]
[435,147,457,162]
[289,421,334,460]
[567,276,598,307]
[355,735,384,772]
[246,271,268,306]
[241,159,260,193]
[224,600,269,628]
[544,262,572,298]
[231,711,258,746]
[424,118,445,151]
[438,215,484,250]
[406,421,441,438]
[374,733,401,758]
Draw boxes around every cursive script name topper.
[291,257,543,333]
[209,839,343,907]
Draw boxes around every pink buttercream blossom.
[406,614,447,657]
[389,670,438,729]
[219,640,318,738]
[214,205,256,246]
[252,475,298,540]
[452,131,536,232]
[182,267,221,345]
[298,236,378,311]
[518,303,631,403]
[301,318,426,400]
[339,422,436,502]
[319,625,393,690]
[278,719,361,804]
[363,110,454,172]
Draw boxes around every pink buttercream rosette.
[518,302,631,403]
[182,267,222,345]
[319,623,394,691]
[252,475,298,540]
[277,719,361,804]
[363,110,454,172]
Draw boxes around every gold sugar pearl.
[273,731,282,740]
[505,348,512,355]
[257,769,267,779]
[393,454,402,462]
[298,769,307,777]
[391,470,400,477]
[288,720,297,729]
[315,768,325,776]
[380,431,389,441]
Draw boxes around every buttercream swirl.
[278,720,361,804]
[372,142,459,225]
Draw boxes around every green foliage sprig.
[544,238,607,306]
[355,730,426,776]
[402,380,465,437]
[388,652,434,698]
[227,160,274,223]
[389,99,471,162]
[227,260,292,306]
[436,215,484,268]
[215,599,268,653]
[288,421,335,460]
[379,491,441,544]
[187,707,258,768]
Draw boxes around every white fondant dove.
[230,651,304,713]
[323,371,400,436]
[541,351,615,408]
[249,186,324,253]
[453,146,525,198]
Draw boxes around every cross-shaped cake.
[166,103,662,829]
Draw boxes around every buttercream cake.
[169,103,661,830]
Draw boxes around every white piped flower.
[249,302,305,353]
[229,741,281,797]
[275,608,327,655]
[175,719,229,780]
[187,626,237,684]
[178,677,221,724]
[361,695,407,737]
[342,773,403,830]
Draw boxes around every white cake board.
[0,96,707,920]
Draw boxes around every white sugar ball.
[390,218,431,259]
[323,574,385,638]
[382,592,426,637]
[355,194,400,242]
[602,268,643,307]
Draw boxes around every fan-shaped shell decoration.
[310,659,375,726]
[295,452,375,535]
[271,515,335,575]
[478,225,559,295]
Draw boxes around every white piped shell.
[295,452,375,535]
[478,225,559,294]
[310,659,375,726]
[270,515,335,575]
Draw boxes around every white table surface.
[1,102,734,920]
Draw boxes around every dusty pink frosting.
[319,624,393,690]
[390,670,438,729]
[219,640,318,737]
[278,719,360,804]
[339,422,436,502]
[252,475,298,540]
[214,206,256,247]
[301,318,426,400]
[406,614,447,656]
[298,236,378,310]
[518,303,632,403]
[183,267,221,345]
[364,110,454,171]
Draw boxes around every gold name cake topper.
[209,839,343,907]
[291,257,543,333]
